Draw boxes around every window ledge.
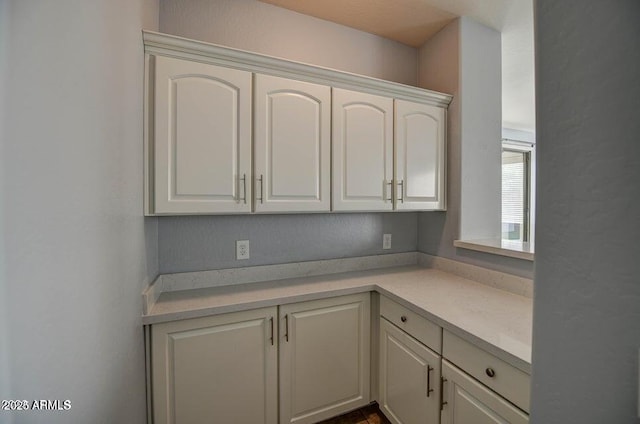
[454,239,534,261]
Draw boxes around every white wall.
[160,0,418,85]
[1,1,159,423]
[458,17,502,241]
[531,1,640,422]
[417,18,532,278]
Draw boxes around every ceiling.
[259,0,535,132]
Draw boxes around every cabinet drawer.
[442,330,530,412]
[380,296,441,353]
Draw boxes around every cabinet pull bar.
[398,180,404,203]
[426,365,434,397]
[257,175,264,204]
[240,173,247,204]
[269,317,274,345]
[284,314,289,342]
[440,377,448,410]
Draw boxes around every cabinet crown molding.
[143,30,453,108]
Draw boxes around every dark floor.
[317,403,392,424]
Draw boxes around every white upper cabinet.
[254,74,331,213]
[151,55,252,214]
[332,88,394,211]
[144,32,452,215]
[395,100,446,211]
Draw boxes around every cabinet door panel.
[280,294,370,424]
[379,318,441,424]
[441,361,528,424]
[153,55,251,214]
[254,74,330,212]
[152,308,278,424]
[333,88,393,211]
[395,100,446,210]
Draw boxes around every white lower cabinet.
[279,293,371,424]
[150,294,370,424]
[149,292,529,424]
[379,317,441,424]
[151,307,278,424]
[440,361,528,424]
[378,299,530,424]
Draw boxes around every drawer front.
[380,296,441,353]
[442,330,530,412]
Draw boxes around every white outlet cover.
[236,240,250,260]
[383,234,392,250]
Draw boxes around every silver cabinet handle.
[284,314,289,342]
[440,377,448,410]
[257,175,264,204]
[426,365,434,397]
[269,317,274,346]
[239,173,247,204]
[398,180,404,203]
[440,377,449,411]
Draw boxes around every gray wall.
[156,0,421,274]
[416,18,533,278]
[0,0,9,404]
[531,1,640,422]
[0,1,159,423]
[159,213,417,273]
[160,0,418,85]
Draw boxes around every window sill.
[453,239,534,261]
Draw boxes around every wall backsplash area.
[158,213,418,273]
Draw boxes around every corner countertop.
[143,257,532,374]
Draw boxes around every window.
[501,140,535,242]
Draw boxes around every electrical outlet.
[383,234,392,250]
[236,240,250,260]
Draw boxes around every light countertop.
[144,261,532,373]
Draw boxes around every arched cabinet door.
[254,74,330,213]
[152,55,252,214]
[151,308,278,424]
[394,100,446,211]
[332,88,394,211]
